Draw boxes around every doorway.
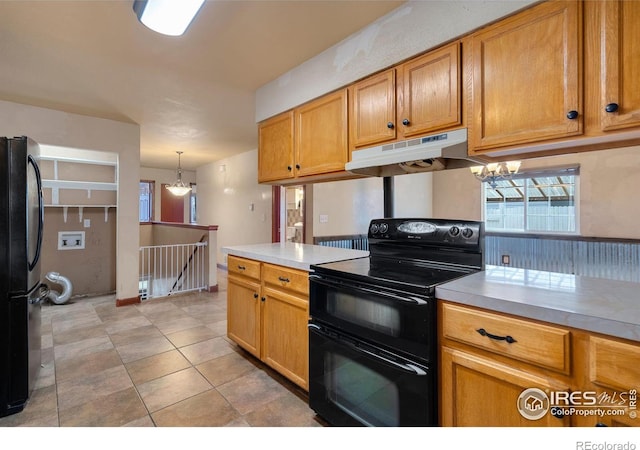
[161,183,185,223]
[284,186,305,243]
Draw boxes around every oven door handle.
[309,275,428,305]
[356,345,428,376]
[309,324,428,377]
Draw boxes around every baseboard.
[116,295,141,307]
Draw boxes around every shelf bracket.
[62,206,68,223]
[78,207,84,223]
[104,207,109,222]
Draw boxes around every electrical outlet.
[501,254,510,265]
[58,231,85,250]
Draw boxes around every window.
[139,180,154,222]
[189,183,197,224]
[483,167,578,234]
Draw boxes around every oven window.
[326,291,401,337]
[325,353,399,427]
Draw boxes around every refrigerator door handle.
[28,154,44,271]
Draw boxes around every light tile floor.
[0,269,325,427]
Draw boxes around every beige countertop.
[436,265,640,342]
[221,242,369,271]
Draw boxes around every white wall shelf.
[44,205,116,223]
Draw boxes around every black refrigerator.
[0,136,48,418]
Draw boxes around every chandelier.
[470,161,521,189]
[166,151,192,196]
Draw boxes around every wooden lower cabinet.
[439,300,640,427]
[262,286,309,390]
[571,335,640,427]
[227,274,261,358]
[227,256,309,391]
[441,347,570,427]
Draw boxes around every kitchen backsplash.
[485,235,640,283]
[316,234,640,283]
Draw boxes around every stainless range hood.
[345,128,488,177]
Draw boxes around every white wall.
[433,145,640,239]
[312,172,433,236]
[0,99,140,302]
[140,166,196,224]
[255,0,537,122]
[196,149,272,265]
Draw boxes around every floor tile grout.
[0,270,322,427]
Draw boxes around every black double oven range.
[308,218,484,427]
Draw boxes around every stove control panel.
[368,218,483,247]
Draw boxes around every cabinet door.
[573,335,640,427]
[441,347,570,427]
[258,111,295,183]
[600,0,640,131]
[295,89,348,177]
[261,286,309,390]
[469,0,582,152]
[227,275,261,358]
[349,69,396,148]
[398,42,461,138]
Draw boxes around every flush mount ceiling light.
[133,0,205,36]
[470,161,521,189]
[166,151,192,196]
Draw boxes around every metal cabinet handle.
[387,122,394,129]
[253,293,259,299]
[237,265,246,270]
[402,118,410,126]
[278,276,290,283]
[476,328,517,344]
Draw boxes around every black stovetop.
[311,218,485,295]
[311,256,477,295]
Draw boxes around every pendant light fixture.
[133,0,205,37]
[166,151,192,197]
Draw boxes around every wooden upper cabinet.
[295,89,348,177]
[599,0,640,132]
[397,41,461,138]
[468,0,582,153]
[349,69,396,148]
[258,111,294,183]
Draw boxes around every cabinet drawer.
[262,263,309,296]
[227,255,261,281]
[442,303,571,374]
[590,336,640,391]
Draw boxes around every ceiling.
[0,0,405,170]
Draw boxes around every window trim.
[481,165,580,235]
